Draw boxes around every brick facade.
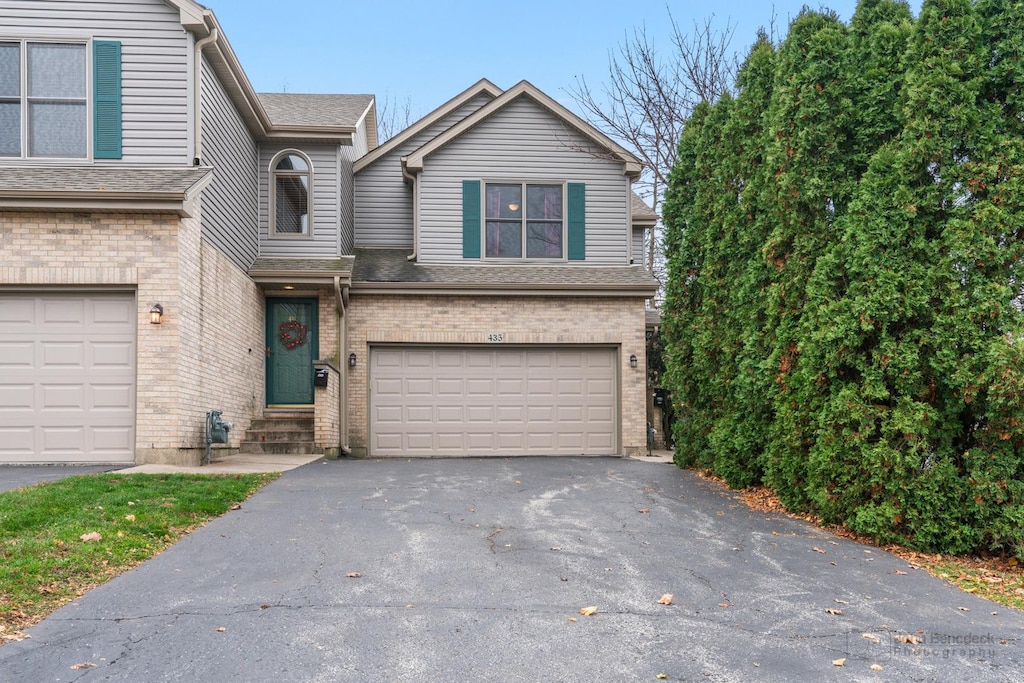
[0,209,264,465]
[345,294,648,457]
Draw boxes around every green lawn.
[0,472,277,640]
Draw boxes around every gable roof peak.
[353,78,503,173]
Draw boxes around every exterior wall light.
[629,354,638,369]
[348,352,357,367]
[149,303,164,324]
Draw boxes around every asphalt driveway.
[1,457,1021,682]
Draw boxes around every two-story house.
[0,0,658,465]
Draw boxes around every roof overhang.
[248,257,355,287]
[350,282,659,297]
[0,168,213,217]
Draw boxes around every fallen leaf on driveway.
[833,599,848,604]
[567,617,577,622]
[895,634,922,644]
[812,547,826,554]
[657,594,673,605]
[718,603,729,608]
[71,662,97,670]
[832,658,846,667]
[579,606,598,616]
[958,606,970,612]
[345,572,361,578]
[79,532,102,542]
[230,504,241,511]
[893,569,907,575]
[824,608,843,615]
[656,675,668,680]
[871,664,883,671]
[550,547,562,551]
[862,633,880,644]
[215,627,226,633]
[638,509,650,513]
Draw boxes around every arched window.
[271,152,311,236]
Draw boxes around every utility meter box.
[207,410,232,444]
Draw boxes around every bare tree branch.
[376,93,414,143]
[567,10,740,291]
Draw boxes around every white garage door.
[0,292,136,464]
[370,346,617,456]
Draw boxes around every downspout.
[334,276,351,456]
[401,157,418,261]
[193,27,219,165]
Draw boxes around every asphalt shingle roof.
[0,166,210,194]
[352,248,659,292]
[631,192,658,223]
[257,93,374,128]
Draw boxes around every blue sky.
[208,1,922,120]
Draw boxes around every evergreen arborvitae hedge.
[661,0,1024,559]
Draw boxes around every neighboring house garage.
[0,292,136,464]
[369,345,617,456]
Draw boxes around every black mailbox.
[314,368,330,387]
[653,388,667,408]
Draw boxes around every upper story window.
[271,152,312,237]
[0,40,88,159]
[485,182,563,259]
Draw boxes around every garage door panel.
[370,346,617,456]
[0,342,33,367]
[0,293,135,464]
[41,384,84,409]
[42,342,85,368]
[42,299,86,324]
[92,342,134,368]
[0,385,33,410]
[91,384,133,410]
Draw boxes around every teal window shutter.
[93,40,122,159]
[462,180,481,258]
[567,182,585,260]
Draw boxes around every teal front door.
[266,298,318,405]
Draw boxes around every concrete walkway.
[118,452,324,475]
[1,456,1020,682]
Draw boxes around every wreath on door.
[279,320,308,350]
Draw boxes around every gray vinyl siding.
[199,55,258,269]
[632,227,645,268]
[339,145,360,255]
[353,93,494,249]
[259,143,340,257]
[0,0,191,165]
[417,98,631,265]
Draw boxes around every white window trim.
[482,180,566,262]
[0,38,92,161]
[269,149,314,239]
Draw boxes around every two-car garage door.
[370,346,617,456]
[0,292,136,464]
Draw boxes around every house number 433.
[486,333,504,343]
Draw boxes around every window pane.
[276,154,308,171]
[0,43,19,97]
[28,43,85,98]
[527,184,562,220]
[486,221,522,258]
[276,175,309,234]
[527,222,563,258]
[0,102,19,156]
[486,184,522,219]
[29,101,86,157]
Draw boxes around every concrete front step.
[238,410,317,457]
[238,440,318,455]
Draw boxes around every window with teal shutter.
[93,40,121,159]
[567,182,585,260]
[462,180,481,258]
